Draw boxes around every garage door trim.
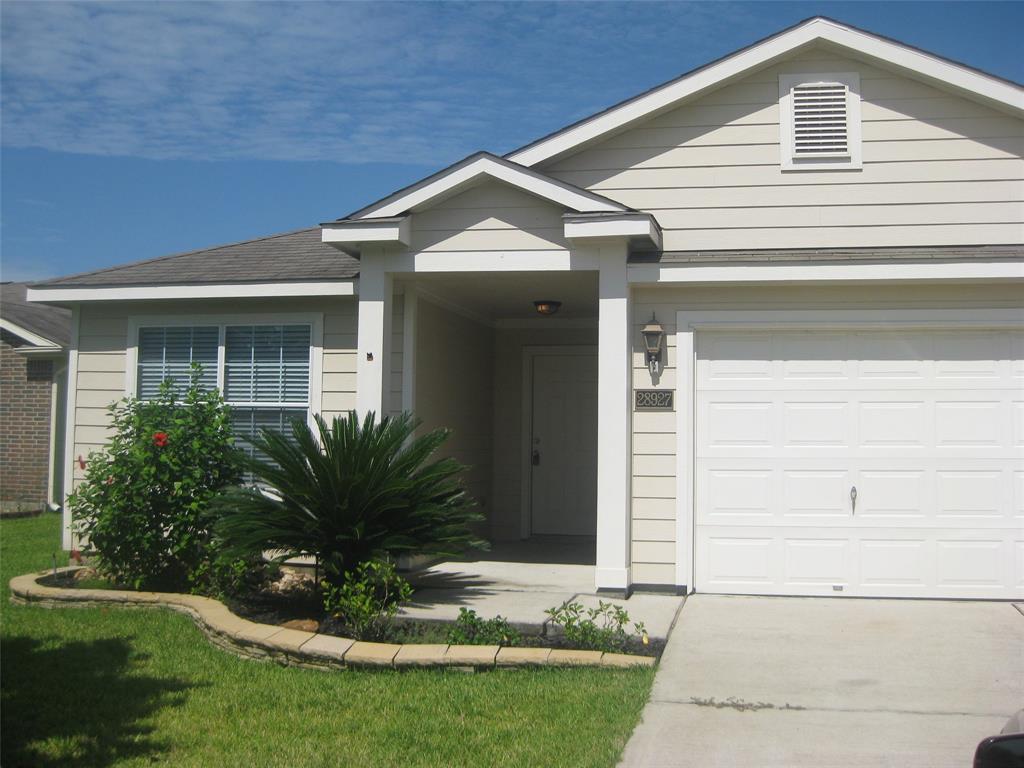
[673,307,1024,592]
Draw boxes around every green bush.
[545,601,648,653]
[446,608,521,647]
[70,372,243,590]
[213,411,485,585]
[322,560,412,641]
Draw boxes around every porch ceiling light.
[641,314,665,375]
[533,300,562,316]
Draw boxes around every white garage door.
[695,327,1024,599]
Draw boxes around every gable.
[408,179,572,252]
[508,17,1023,168]
[536,47,1024,252]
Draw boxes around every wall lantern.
[533,300,562,316]
[641,314,665,375]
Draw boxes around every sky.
[2,1,1022,283]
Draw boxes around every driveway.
[620,595,1024,767]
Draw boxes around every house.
[28,18,1023,599]
[1,282,70,514]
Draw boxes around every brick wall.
[0,332,55,509]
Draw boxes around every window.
[779,72,861,170]
[135,321,314,457]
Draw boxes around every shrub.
[70,372,242,590]
[446,608,521,647]
[213,411,486,585]
[321,560,412,641]
[545,601,648,653]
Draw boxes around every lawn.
[0,513,654,768]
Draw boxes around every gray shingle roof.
[1,282,72,346]
[32,227,360,289]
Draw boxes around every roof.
[631,244,1024,265]
[32,227,360,289]
[343,151,630,221]
[0,282,71,347]
[507,16,1024,167]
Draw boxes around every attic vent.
[779,72,862,171]
[792,83,849,155]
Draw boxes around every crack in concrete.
[651,696,1006,719]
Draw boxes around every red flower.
[152,431,169,448]
[105,475,114,485]
[70,549,83,564]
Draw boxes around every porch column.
[595,244,632,593]
[356,257,393,420]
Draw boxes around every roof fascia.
[351,153,627,219]
[0,318,62,349]
[26,280,359,304]
[508,17,1024,167]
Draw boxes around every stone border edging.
[9,569,656,671]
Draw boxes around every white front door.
[530,353,598,536]
[694,327,1023,599]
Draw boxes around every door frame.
[675,307,1024,593]
[519,345,600,539]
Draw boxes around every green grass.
[0,514,654,767]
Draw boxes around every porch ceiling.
[401,271,598,322]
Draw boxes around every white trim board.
[629,260,1024,285]
[350,153,627,220]
[0,318,63,349]
[509,17,1024,167]
[673,306,1024,591]
[27,281,358,304]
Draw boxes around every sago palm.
[214,411,485,585]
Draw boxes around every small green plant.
[545,601,648,653]
[70,370,243,590]
[446,608,521,646]
[322,560,412,641]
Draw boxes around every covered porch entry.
[391,271,600,560]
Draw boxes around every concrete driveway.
[620,595,1024,768]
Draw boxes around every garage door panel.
[859,400,929,447]
[783,402,850,447]
[857,470,928,518]
[695,327,1022,599]
[782,470,851,517]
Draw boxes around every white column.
[356,257,393,420]
[595,243,632,593]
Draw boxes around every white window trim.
[779,72,862,171]
[125,313,324,427]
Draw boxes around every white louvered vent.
[779,72,861,171]
[791,82,849,156]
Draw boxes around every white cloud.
[1,1,753,166]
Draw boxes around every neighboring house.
[1,282,70,513]
[28,18,1024,598]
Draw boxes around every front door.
[530,353,598,535]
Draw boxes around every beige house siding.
[409,180,571,252]
[71,297,358,489]
[629,282,1024,584]
[414,299,493,524]
[542,47,1024,250]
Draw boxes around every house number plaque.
[635,389,673,411]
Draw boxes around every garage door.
[694,327,1024,599]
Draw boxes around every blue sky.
[2,1,1021,282]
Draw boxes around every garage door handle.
[850,486,857,515]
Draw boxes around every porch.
[398,537,684,642]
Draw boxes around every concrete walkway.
[620,595,1024,768]
[398,542,685,641]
